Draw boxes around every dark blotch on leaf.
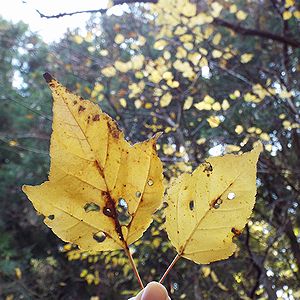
[93,231,106,243]
[78,105,86,112]
[93,114,100,121]
[189,200,194,211]
[84,202,100,213]
[231,228,242,236]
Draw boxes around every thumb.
[129,282,170,300]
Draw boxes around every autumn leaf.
[23,73,164,254]
[164,143,262,264]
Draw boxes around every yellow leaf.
[236,10,248,20]
[283,10,292,20]
[212,50,222,58]
[119,98,127,108]
[80,269,88,278]
[260,133,270,141]
[182,2,197,17]
[202,266,211,277]
[154,39,168,50]
[73,35,83,44]
[9,140,18,147]
[212,102,221,111]
[137,35,146,46]
[174,26,187,35]
[131,55,145,70]
[207,116,221,128]
[212,33,222,46]
[134,99,142,109]
[235,125,244,135]
[225,145,241,153]
[188,52,201,65]
[15,267,22,279]
[162,71,173,81]
[101,66,116,77]
[23,73,164,252]
[99,49,108,56]
[279,90,292,98]
[285,0,295,8]
[229,4,237,13]
[160,92,173,107]
[194,101,211,111]
[114,33,125,44]
[204,95,215,104]
[114,61,131,73]
[183,96,193,110]
[221,99,230,110]
[163,51,171,60]
[211,2,223,18]
[240,53,253,64]
[165,143,262,264]
[196,138,206,145]
[265,144,272,152]
[294,11,300,18]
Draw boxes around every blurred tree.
[0,0,300,299]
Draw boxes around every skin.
[129,282,171,300]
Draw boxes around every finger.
[129,282,170,300]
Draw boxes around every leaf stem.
[124,246,144,289]
[159,254,181,283]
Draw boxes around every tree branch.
[36,0,158,19]
[213,17,300,48]
[35,0,300,48]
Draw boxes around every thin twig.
[159,254,181,283]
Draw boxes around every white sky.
[0,0,115,42]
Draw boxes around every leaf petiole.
[159,253,181,283]
[124,246,144,289]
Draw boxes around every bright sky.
[0,0,119,42]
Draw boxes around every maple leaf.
[164,143,262,264]
[23,73,164,255]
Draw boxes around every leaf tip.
[152,131,163,141]
[253,140,263,154]
[43,72,54,83]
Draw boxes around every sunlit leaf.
[23,74,164,252]
[165,143,262,264]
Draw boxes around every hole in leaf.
[84,202,100,213]
[135,191,142,198]
[48,215,55,220]
[213,203,220,209]
[216,198,223,205]
[116,198,132,226]
[93,231,106,243]
[147,179,154,186]
[189,200,194,211]
[227,192,236,200]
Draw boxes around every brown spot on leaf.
[93,114,100,121]
[78,105,86,112]
[203,161,213,177]
[101,191,124,241]
[231,228,242,236]
[73,100,77,105]
[107,121,120,139]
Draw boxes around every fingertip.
[141,282,169,300]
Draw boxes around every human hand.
[129,282,171,300]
